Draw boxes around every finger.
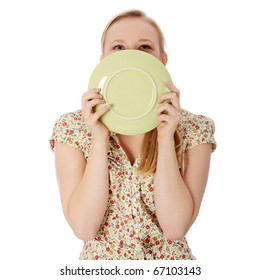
[158,114,174,123]
[158,112,180,125]
[89,88,101,93]
[82,92,103,102]
[158,93,181,111]
[158,103,181,117]
[81,90,102,105]
[82,88,101,97]
[165,81,180,96]
[93,104,111,121]
[157,103,174,115]
[158,92,178,104]
[170,94,181,111]
[83,98,106,118]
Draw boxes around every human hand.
[157,82,181,140]
[81,88,111,139]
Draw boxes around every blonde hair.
[101,10,166,53]
[101,10,184,175]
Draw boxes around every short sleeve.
[49,110,90,153]
[179,110,217,152]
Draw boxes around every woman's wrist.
[92,135,109,147]
[157,134,175,148]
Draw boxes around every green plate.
[88,50,172,135]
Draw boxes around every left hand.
[157,82,181,140]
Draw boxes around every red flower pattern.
[50,109,216,260]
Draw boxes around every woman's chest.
[107,162,156,211]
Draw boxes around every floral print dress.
[49,109,216,260]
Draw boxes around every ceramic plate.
[88,50,172,135]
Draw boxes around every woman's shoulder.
[179,109,215,128]
[53,109,84,127]
[178,109,216,152]
[49,109,92,152]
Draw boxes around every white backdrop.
[1,0,259,279]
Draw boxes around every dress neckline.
[109,131,141,168]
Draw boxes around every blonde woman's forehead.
[104,18,160,46]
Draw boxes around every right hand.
[81,88,111,139]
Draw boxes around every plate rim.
[88,50,172,135]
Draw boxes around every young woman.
[50,10,216,260]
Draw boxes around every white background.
[1,0,259,279]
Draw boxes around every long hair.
[101,10,184,175]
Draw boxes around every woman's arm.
[55,136,109,241]
[155,140,212,240]
[54,88,111,241]
[155,82,212,240]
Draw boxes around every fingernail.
[94,87,101,91]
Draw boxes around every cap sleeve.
[179,110,217,152]
[49,110,91,154]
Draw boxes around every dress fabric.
[49,109,216,260]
